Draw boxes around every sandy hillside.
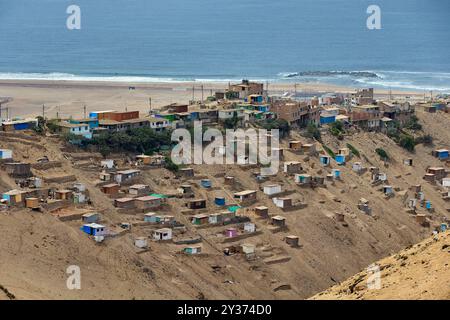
[310,231,450,300]
[0,111,449,300]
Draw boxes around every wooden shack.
[101,183,120,195]
[114,197,135,209]
[134,196,162,210]
[285,235,299,247]
[187,199,206,210]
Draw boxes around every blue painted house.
[335,155,346,165]
[81,223,107,236]
[433,149,449,160]
[70,118,99,129]
[320,115,336,125]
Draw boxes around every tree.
[415,134,433,146]
[404,115,422,131]
[305,123,321,141]
[164,156,179,172]
[223,112,239,129]
[258,118,290,138]
[399,134,415,152]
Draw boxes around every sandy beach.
[0,79,426,119]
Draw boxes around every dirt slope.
[0,111,449,299]
[310,231,450,300]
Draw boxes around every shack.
[426,167,446,181]
[285,235,299,247]
[273,197,292,209]
[5,162,32,178]
[263,184,282,196]
[192,213,209,225]
[129,184,151,196]
[224,176,235,185]
[283,161,302,174]
[101,183,120,195]
[432,149,449,160]
[187,199,206,210]
[224,227,238,238]
[254,206,269,218]
[352,162,364,172]
[55,190,73,201]
[243,222,256,233]
[135,237,148,248]
[81,223,107,236]
[153,228,172,241]
[179,168,194,177]
[403,158,413,166]
[0,149,13,160]
[320,155,331,166]
[114,169,141,184]
[331,169,341,179]
[114,197,135,209]
[99,172,111,182]
[288,140,302,151]
[301,143,316,155]
[295,174,311,185]
[184,245,202,255]
[233,190,257,203]
[25,197,39,209]
[358,198,371,214]
[178,184,193,196]
[383,185,394,195]
[134,196,162,210]
[335,155,346,165]
[271,215,286,227]
[2,190,27,206]
[82,212,100,223]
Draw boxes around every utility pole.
[294,83,297,95]
[148,97,152,114]
[192,85,195,102]
[430,90,433,102]
[42,104,45,119]
[83,105,87,119]
[201,84,204,103]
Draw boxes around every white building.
[153,228,172,241]
[148,117,170,132]
[244,222,256,233]
[0,149,13,160]
[263,184,282,196]
[135,237,148,248]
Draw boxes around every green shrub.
[415,134,433,146]
[164,156,180,172]
[346,143,360,157]
[305,123,321,141]
[322,145,336,158]
[258,118,290,138]
[375,148,389,159]
[404,115,422,131]
[399,134,415,152]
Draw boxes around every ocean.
[1,0,450,92]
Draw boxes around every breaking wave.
[0,70,449,92]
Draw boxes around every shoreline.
[0,79,427,119]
